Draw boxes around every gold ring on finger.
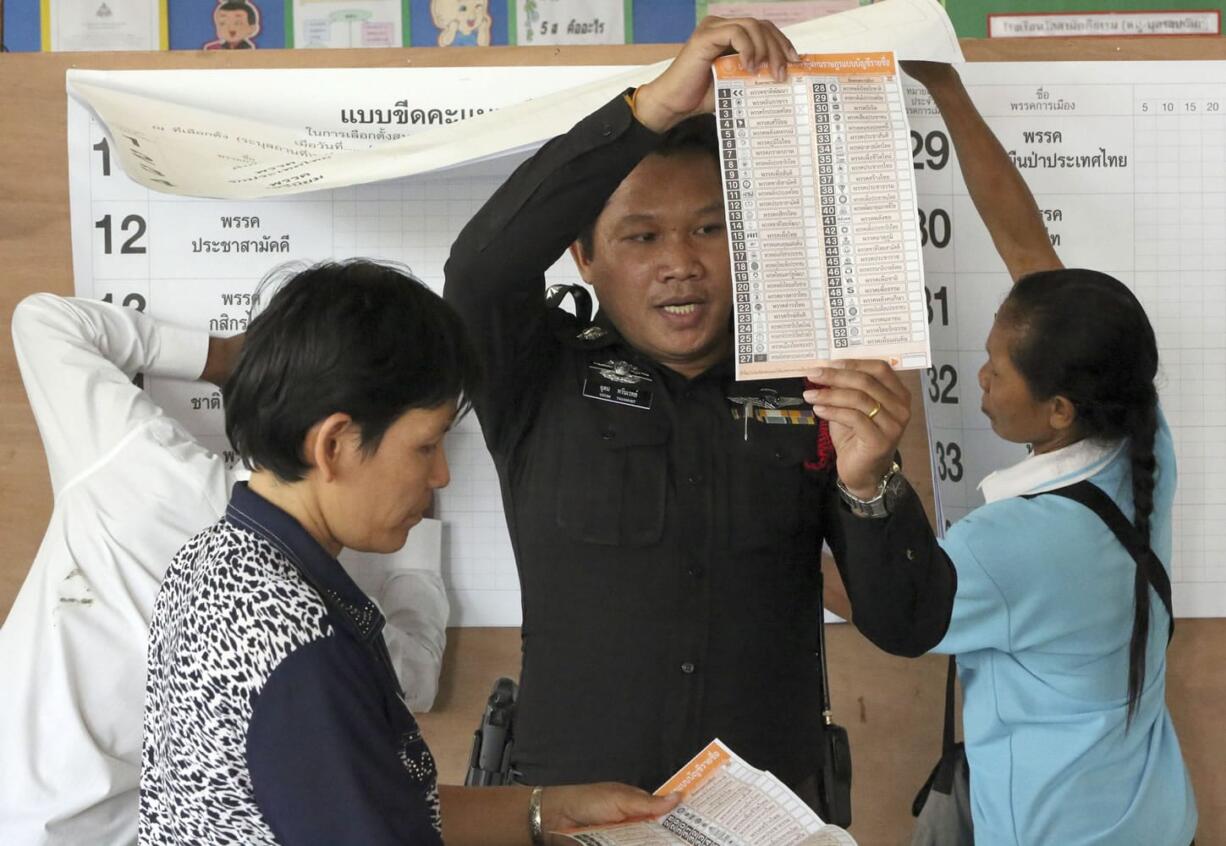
[866,401,882,420]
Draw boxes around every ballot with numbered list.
[560,740,857,846]
[713,52,930,381]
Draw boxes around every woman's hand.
[633,16,799,133]
[804,360,912,499]
[542,783,682,840]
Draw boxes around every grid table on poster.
[910,61,1226,618]
[65,62,1226,622]
[67,99,590,627]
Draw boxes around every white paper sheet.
[64,0,963,199]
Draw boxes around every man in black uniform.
[444,18,955,802]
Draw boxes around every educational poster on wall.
[289,0,406,47]
[40,0,167,51]
[408,0,508,46]
[511,0,629,45]
[696,0,873,29]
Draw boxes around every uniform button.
[688,566,705,579]
[601,122,614,137]
[680,661,696,674]
[687,473,704,485]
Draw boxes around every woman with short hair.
[139,260,678,845]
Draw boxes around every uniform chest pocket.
[729,423,819,552]
[554,415,670,548]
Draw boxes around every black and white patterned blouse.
[140,482,443,845]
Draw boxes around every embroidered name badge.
[583,359,653,410]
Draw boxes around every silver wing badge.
[591,359,652,385]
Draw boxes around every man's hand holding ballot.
[632,16,798,133]
[804,361,912,501]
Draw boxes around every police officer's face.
[571,152,731,379]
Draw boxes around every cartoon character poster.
[408,0,507,46]
[431,0,490,45]
[204,0,260,49]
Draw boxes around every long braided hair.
[997,269,1160,724]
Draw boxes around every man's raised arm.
[441,98,662,448]
[12,294,239,495]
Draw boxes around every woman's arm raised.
[904,63,1062,282]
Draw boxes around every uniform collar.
[587,311,743,380]
[225,482,384,642]
[978,437,1125,504]
[560,309,623,349]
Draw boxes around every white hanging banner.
[64,0,963,199]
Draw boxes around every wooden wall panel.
[0,38,1221,845]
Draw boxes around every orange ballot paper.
[714,53,930,381]
[560,740,857,845]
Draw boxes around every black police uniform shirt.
[139,483,442,845]
[444,92,956,792]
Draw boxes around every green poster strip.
[286,0,295,47]
[624,0,634,43]
[508,0,518,44]
[945,0,1226,38]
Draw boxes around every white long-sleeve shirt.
[0,294,448,846]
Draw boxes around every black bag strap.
[1022,480,1174,643]
[924,478,1174,807]
[933,656,960,793]
[817,572,833,722]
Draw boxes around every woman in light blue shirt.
[809,63,1198,845]
[929,267,1197,845]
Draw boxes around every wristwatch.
[837,461,906,519]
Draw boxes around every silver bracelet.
[529,785,545,846]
